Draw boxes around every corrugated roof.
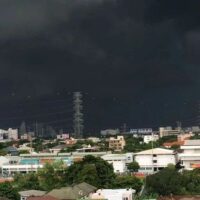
[48,182,96,200]
[135,148,174,155]
[74,182,97,195]
[48,187,79,200]
[19,190,46,197]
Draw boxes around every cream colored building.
[109,136,126,151]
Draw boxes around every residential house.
[19,190,46,200]
[90,189,136,200]
[48,182,96,200]
[4,146,19,156]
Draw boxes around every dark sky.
[0,0,200,132]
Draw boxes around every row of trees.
[146,166,200,195]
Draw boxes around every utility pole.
[73,92,84,138]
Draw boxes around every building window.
[153,160,157,163]
[153,154,157,157]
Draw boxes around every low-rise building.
[109,136,126,151]
[65,138,77,145]
[0,128,18,141]
[135,148,178,174]
[8,128,18,140]
[101,153,133,173]
[90,189,135,200]
[49,145,68,154]
[87,137,101,143]
[2,163,43,176]
[56,134,69,140]
[179,140,200,170]
[19,190,46,200]
[143,134,159,144]
[1,155,73,177]
[48,182,96,200]
[4,146,19,156]
[159,127,181,138]
[18,143,34,153]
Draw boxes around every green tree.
[0,149,7,156]
[13,173,40,191]
[146,167,182,195]
[0,182,19,200]
[37,160,67,191]
[112,175,142,193]
[65,155,116,188]
[127,161,140,172]
[76,164,99,186]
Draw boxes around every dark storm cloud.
[0,0,200,130]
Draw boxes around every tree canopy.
[146,167,200,195]
[65,155,116,188]
[0,182,19,200]
[112,175,142,192]
[127,161,140,172]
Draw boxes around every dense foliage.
[113,175,142,192]
[65,155,116,188]
[127,161,140,172]
[0,182,19,200]
[124,136,158,152]
[146,167,200,195]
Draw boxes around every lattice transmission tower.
[73,92,84,138]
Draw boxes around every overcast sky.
[0,0,200,132]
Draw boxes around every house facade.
[179,140,200,170]
[135,148,178,174]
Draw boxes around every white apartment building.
[101,153,133,173]
[135,148,178,174]
[143,134,159,144]
[90,189,136,200]
[0,128,18,141]
[159,127,180,138]
[2,164,43,176]
[8,128,18,140]
[179,140,200,170]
